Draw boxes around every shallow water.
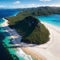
[0,9,25,60]
[37,14,60,27]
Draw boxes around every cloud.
[12,4,40,8]
[10,3,60,8]
[0,3,60,9]
[39,0,51,2]
[13,1,21,5]
[0,5,5,8]
[23,4,40,8]
[49,3,60,7]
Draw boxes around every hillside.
[8,15,49,44]
[8,7,60,26]
[22,7,60,16]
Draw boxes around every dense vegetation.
[8,7,60,25]
[8,12,50,44]
[22,7,60,16]
[8,6,60,44]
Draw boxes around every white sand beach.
[21,22,60,60]
[2,18,60,60]
[28,22,60,60]
[1,18,9,27]
[2,18,34,60]
[15,21,60,60]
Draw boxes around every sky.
[0,0,60,8]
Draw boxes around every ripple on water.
[0,19,25,60]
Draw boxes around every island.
[1,6,60,60]
[8,12,49,44]
[3,6,60,60]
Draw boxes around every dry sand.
[3,18,60,60]
[1,18,9,27]
[22,22,60,60]
[22,47,46,60]
[29,22,60,60]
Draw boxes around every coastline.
[1,18,9,27]
[1,18,37,60]
[42,22,60,60]
[2,18,60,60]
[1,18,32,60]
[29,21,60,60]
[37,21,60,48]
[21,47,46,60]
[19,21,60,60]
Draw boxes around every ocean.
[37,14,60,27]
[0,9,20,18]
[0,9,21,60]
[0,9,33,60]
[0,9,60,60]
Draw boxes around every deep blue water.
[37,14,60,27]
[0,9,60,60]
[0,9,20,60]
[0,9,20,18]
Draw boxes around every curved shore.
[21,47,46,60]
[20,22,60,60]
[1,18,33,60]
[29,22,60,60]
[2,18,60,60]
[2,18,45,60]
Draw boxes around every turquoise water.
[37,14,60,27]
[0,19,25,60]
[0,9,25,60]
[0,19,5,24]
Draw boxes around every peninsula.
[8,13,49,44]
[3,7,60,60]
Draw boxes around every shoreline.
[21,47,46,60]
[1,18,31,59]
[29,21,60,60]
[42,22,60,60]
[2,18,60,60]
[37,21,60,48]
[1,18,37,60]
[42,21,60,33]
